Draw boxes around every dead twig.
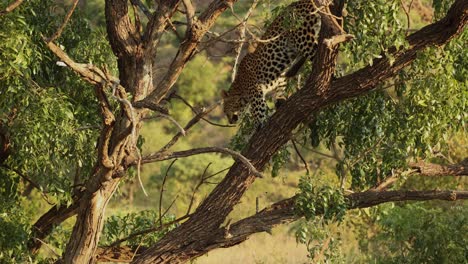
[46,0,80,43]
[142,147,263,178]
[158,100,224,153]
[157,113,186,136]
[231,0,259,82]
[159,159,178,227]
[291,139,310,175]
[172,94,235,128]
[187,162,213,215]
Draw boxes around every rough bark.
[28,199,80,254]
[97,189,468,262]
[409,160,468,177]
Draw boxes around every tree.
[0,0,466,263]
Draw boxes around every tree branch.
[44,40,122,87]
[141,0,239,105]
[45,0,79,43]
[98,189,467,262]
[0,0,23,16]
[409,160,468,177]
[142,147,263,178]
[211,189,468,249]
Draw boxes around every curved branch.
[98,189,467,262]
[211,189,468,249]
[142,147,263,178]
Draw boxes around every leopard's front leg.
[250,89,269,127]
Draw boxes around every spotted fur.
[222,0,321,125]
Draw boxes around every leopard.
[222,0,321,125]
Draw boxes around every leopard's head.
[222,90,247,124]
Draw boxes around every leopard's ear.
[221,90,228,98]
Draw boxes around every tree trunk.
[63,171,120,263]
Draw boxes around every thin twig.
[159,159,177,227]
[187,162,212,215]
[231,0,259,82]
[172,94,235,128]
[107,213,192,248]
[158,113,186,136]
[46,0,80,43]
[291,139,310,175]
[160,195,179,224]
[158,100,224,153]
[34,238,61,258]
[304,147,339,161]
[1,165,54,205]
[131,0,152,19]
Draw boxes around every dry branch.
[0,0,23,16]
[97,189,468,261]
[409,160,468,177]
[142,146,263,178]
[46,0,79,43]
[44,41,121,88]
[142,0,239,104]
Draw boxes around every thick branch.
[28,200,81,253]
[327,0,467,101]
[143,0,181,49]
[105,0,139,57]
[99,189,467,261]
[141,0,238,105]
[214,190,468,248]
[409,160,468,177]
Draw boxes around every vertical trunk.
[63,174,120,263]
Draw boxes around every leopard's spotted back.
[222,0,321,125]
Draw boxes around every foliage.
[0,0,115,204]
[0,0,115,260]
[100,210,177,247]
[295,176,347,222]
[293,0,468,190]
[0,198,33,262]
[363,202,467,263]
[293,219,345,264]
